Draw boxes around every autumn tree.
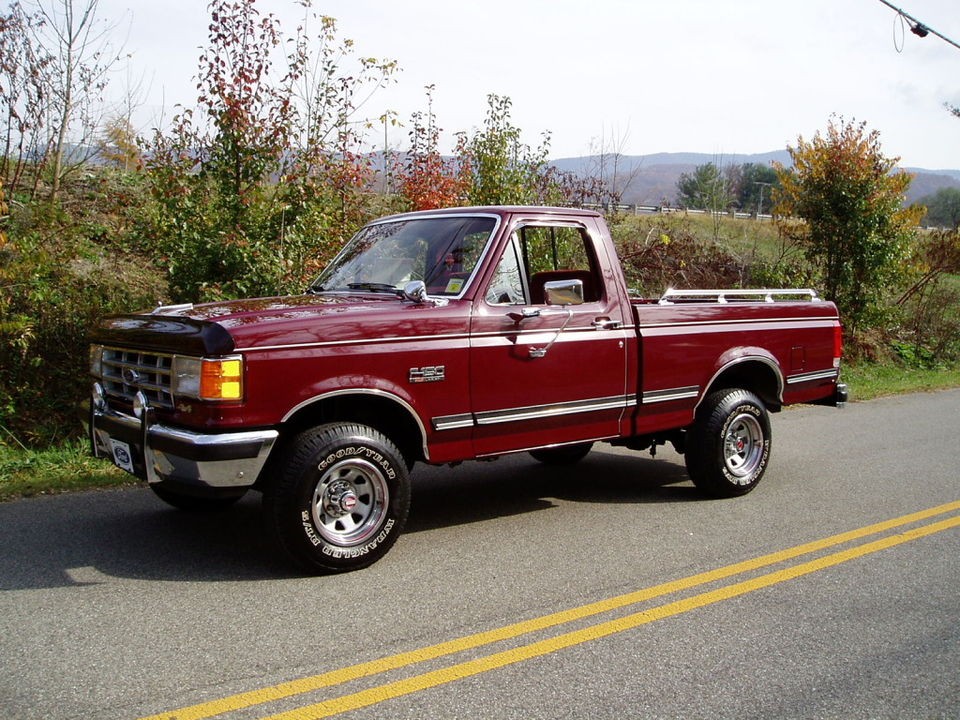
[773,117,923,332]
[145,0,290,300]
[394,93,570,210]
[531,164,604,208]
[146,0,396,301]
[393,86,469,211]
[98,116,139,170]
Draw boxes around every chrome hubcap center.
[340,492,358,512]
[323,480,359,518]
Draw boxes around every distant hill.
[551,151,960,207]
[902,168,960,204]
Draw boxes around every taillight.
[833,324,843,368]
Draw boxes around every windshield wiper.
[346,282,402,294]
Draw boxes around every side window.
[484,224,602,306]
[485,238,526,305]
[520,225,601,305]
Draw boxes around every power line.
[875,0,960,52]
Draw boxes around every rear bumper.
[84,387,278,490]
[835,382,849,407]
[812,381,848,409]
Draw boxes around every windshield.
[310,215,498,296]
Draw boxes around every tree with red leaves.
[145,0,396,301]
[393,86,470,211]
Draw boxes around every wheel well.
[281,393,426,465]
[704,359,782,412]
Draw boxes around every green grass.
[0,439,137,502]
[842,362,960,402]
[613,211,786,261]
[682,212,785,259]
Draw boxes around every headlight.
[173,356,244,401]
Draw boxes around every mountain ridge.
[549,151,960,206]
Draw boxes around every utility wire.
[875,0,960,52]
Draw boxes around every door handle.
[591,317,621,330]
[508,307,541,324]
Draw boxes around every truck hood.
[92,293,450,355]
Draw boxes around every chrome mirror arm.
[529,306,573,359]
[401,280,448,307]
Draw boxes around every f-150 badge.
[409,366,445,384]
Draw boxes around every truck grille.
[101,348,175,409]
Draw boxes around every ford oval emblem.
[122,368,141,385]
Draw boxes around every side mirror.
[402,280,448,307]
[543,279,584,306]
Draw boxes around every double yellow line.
[143,500,960,720]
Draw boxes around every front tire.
[685,389,771,498]
[263,423,411,574]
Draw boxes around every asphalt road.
[1,389,958,720]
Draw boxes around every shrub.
[895,284,960,367]
[0,173,166,446]
[610,214,751,296]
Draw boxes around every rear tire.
[685,389,771,498]
[263,423,410,574]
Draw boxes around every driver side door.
[469,218,629,456]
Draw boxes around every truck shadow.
[0,490,282,590]
[406,451,697,534]
[0,452,697,589]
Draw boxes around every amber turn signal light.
[199,358,243,401]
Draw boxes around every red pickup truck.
[86,206,846,573]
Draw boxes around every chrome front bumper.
[86,386,278,490]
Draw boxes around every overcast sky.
[97,0,960,170]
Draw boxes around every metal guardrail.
[581,202,773,221]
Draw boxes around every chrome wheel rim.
[311,458,389,546]
[723,413,764,482]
